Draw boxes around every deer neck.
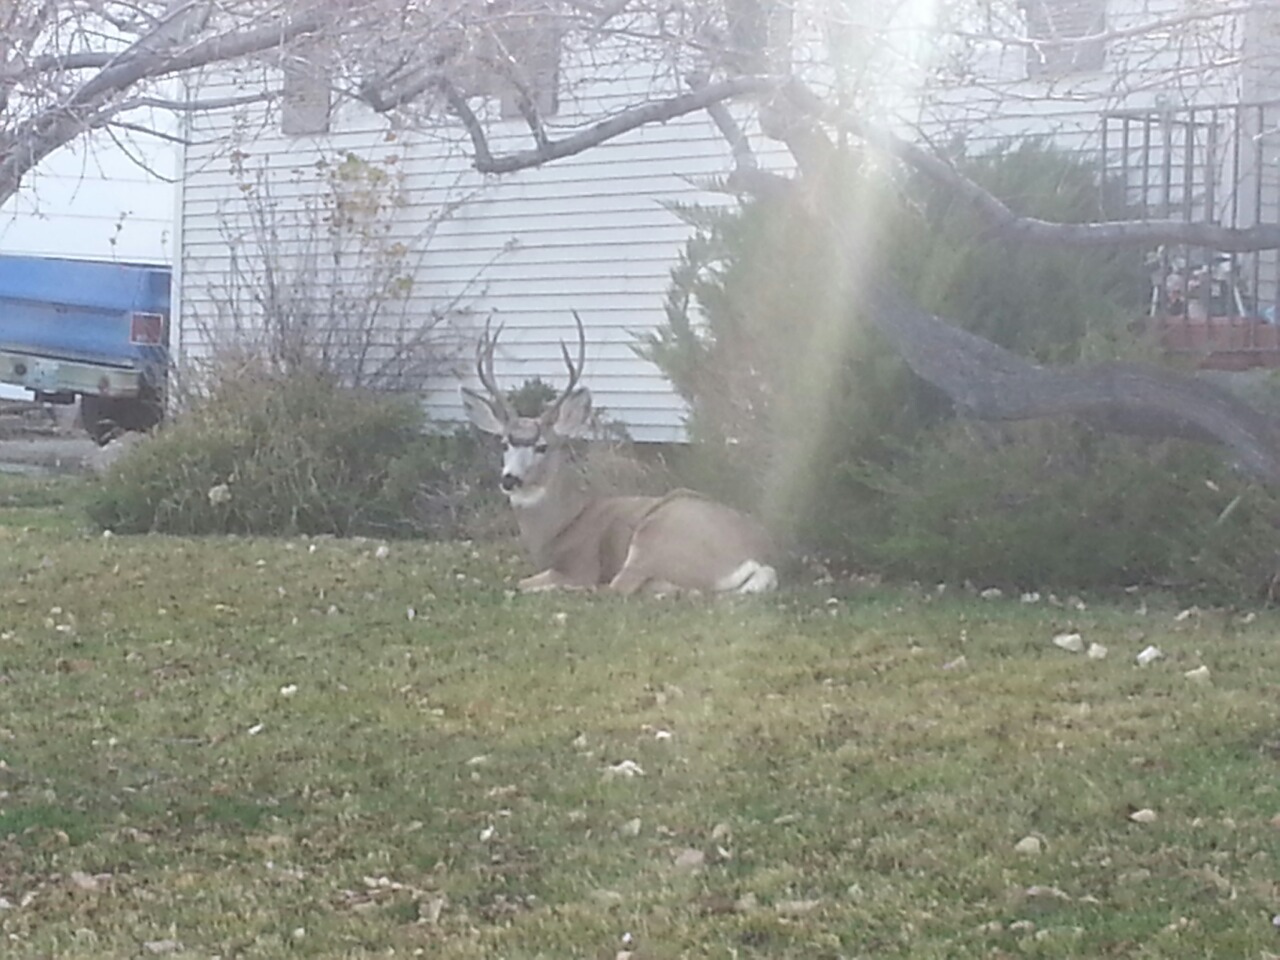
[509,457,592,569]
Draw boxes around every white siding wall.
[0,128,176,263]
[176,63,784,443]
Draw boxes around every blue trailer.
[0,255,171,443]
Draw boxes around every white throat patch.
[507,486,547,509]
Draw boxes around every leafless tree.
[11,0,1280,476]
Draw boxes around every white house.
[172,0,1280,442]
[0,128,176,263]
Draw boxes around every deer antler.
[475,315,516,421]
[549,310,587,413]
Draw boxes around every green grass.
[0,476,1276,958]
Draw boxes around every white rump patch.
[716,560,778,594]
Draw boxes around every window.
[724,0,794,74]
[281,47,332,136]
[1021,0,1106,78]
[482,4,561,119]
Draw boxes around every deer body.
[461,313,778,596]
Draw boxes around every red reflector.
[130,312,166,345]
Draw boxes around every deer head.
[460,312,592,506]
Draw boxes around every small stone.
[142,941,182,955]
[604,760,645,779]
[1024,885,1071,901]
[979,587,1003,600]
[1128,808,1158,824]
[1086,642,1108,660]
[1009,919,1036,933]
[734,892,759,912]
[1135,645,1164,666]
[1052,632,1084,653]
[68,871,100,892]
[620,817,642,837]
[1014,835,1043,855]
[1183,665,1211,683]
[941,654,967,671]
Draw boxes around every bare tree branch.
[89,91,278,126]
[691,70,757,174]
[473,75,780,174]
[1,6,329,204]
[782,81,1280,252]
[954,2,1278,53]
[439,78,494,169]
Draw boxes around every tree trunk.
[862,277,1280,483]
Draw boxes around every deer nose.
[500,473,522,492]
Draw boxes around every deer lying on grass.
[460,313,778,595]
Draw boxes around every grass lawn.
[0,475,1276,958]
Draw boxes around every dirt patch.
[0,435,99,474]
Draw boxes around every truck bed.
[0,255,170,369]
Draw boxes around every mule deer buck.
[460,313,778,595]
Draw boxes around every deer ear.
[461,387,507,436]
[548,387,592,438]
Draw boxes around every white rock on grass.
[1014,835,1043,855]
[1052,632,1084,653]
[1135,645,1164,666]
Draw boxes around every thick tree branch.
[471,75,780,174]
[862,277,1280,483]
[782,80,1280,252]
[439,78,494,169]
[695,75,757,174]
[0,9,328,205]
[88,91,278,127]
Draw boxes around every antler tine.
[552,310,588,408]
[475,316,515,419]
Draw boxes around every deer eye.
[534,442,549,454]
